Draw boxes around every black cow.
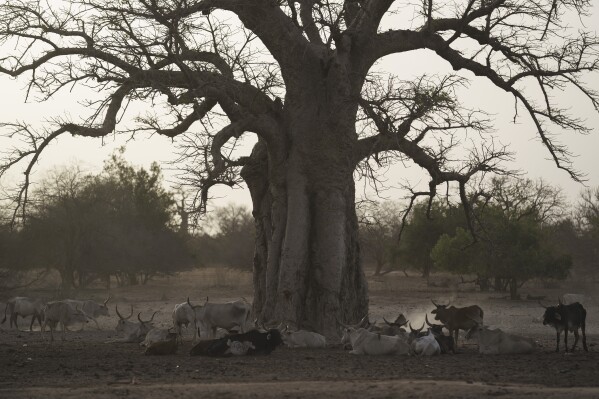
[190,329,283,356]
[541,300,588,352]
[425,315,455,354]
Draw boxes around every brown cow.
[430,300,483,346]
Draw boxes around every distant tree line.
[359,177,599,299]
[0,151,257,291]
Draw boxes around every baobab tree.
[0,0,597,335]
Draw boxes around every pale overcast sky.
[1,2,598,210]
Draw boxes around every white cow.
[341,327,410,355]
[64,296,111,329]
[466,325,536,354]
[172,301,196,343]
[283,330,327,348]
[187,297,251,339]
[2,297,44,331]
[42,301,90,341]
[106,305,156,343]
[411,329,441,356]
[141,327,174,347]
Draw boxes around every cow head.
[97,295,111,317]
[115,304,134,333]
[337,315,369,347]
[408,322,425,341]
[430,299,451,322]
[539,301,562,327]
[425,315,445,336]
[138,311,158,335]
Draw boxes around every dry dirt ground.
[1,269,599,399]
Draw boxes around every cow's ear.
[266,333,271,340]
[554,313,561,320]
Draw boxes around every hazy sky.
[1,2,598,210]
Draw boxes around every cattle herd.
[0,295,590,358]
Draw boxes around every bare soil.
[1,269,598,398]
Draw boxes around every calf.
[190,329,283,356]
[541,300,588,352]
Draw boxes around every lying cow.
[190,329,283,356]
[141,327,176,347]
[411,329,441,356]
[430,300,483,345]
[42,301,90,341]
[106,305,156,343]
[377,313,408,336]
[144,330,178,356]
[64,295,111,329]
[541,299,588,352]
[282,329,326,348]
[187,297,251,339]
[466,325,536,354]
[339,316,410,356]
[2,297,44,331]
[425,315,455,354]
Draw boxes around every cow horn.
[425,315,433,327]
[431,299,439,307]
[104,295,112,306]
[416,322,424,333]
[137,311,156,324]
[358,314,370,328]
[383,317,394,326]
[538,300,548,309]
[116,305,133,320]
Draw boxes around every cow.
[187,297,251,339]
[2,297,44,331]
[377,313,408,336]
[144,330,178,356]
[411,329,441,356]
[41,301,90,341]
[430,300,484,346]
[141,327,175,347]
[172,300,196,343]
[541,299,588,352]
[340,326,410,355]
[106,305,157,343]
[64,295,111,329]
[466,325,536,354]
[190,329,283,356]
[282,329,327,348]
[425,315,455,354]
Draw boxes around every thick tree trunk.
[242,114,369,337]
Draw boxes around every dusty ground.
[1,269,598,398]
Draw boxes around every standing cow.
[430,300,483,346]
[64,296,111,329]
[187,297,251,339]
[172,300,196,343]
[2,297,45,331]
[42,301,90,341]
[541,299,588,352]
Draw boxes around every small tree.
[432,178,571,298]
[398,200,465,278]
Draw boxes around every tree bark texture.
[241,85,369,336]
